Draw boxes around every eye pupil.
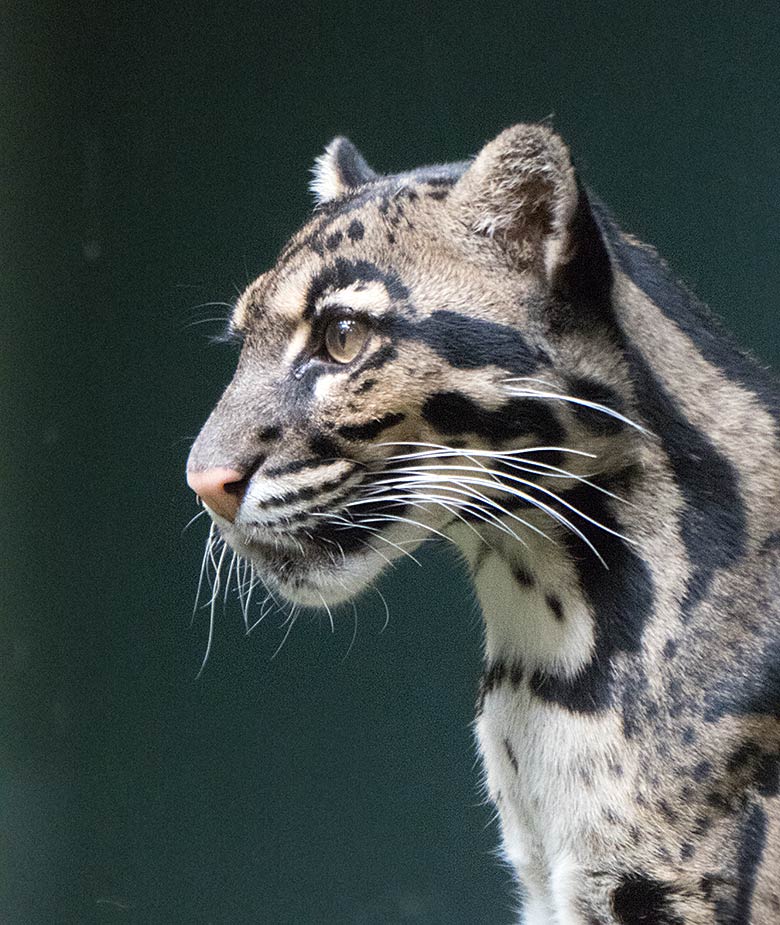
[324,316,368,363]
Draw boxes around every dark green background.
[4,3,779,923]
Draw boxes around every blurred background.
[3,2,779,922]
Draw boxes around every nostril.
[224,475,249,497]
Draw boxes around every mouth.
[211,498,413,608]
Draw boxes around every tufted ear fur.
[452,124,581,281]
[309,136,378,205]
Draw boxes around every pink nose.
[186,467,247,522]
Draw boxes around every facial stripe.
[422,391,564,445]
[389,309,545,375]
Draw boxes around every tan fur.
[189,125,780,923]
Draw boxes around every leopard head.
[187,125,637,608]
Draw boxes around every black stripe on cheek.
[259,467,359,510]
[338,412,405,441]
[422,391,564,445]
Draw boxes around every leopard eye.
[323,317,369,364]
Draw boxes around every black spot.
[612,873,683,925]
[355,378,376,394]
[546,594,564,621]
[692,760,712,782]
[422,391,564,447]
[426,189,449,200]
[386,232,396,244]
[503,738,519,773]
[346,219,364,241]
[662,639,677,660]
[338,412,405,442]
[657,799,678,824]
[681,726,696,746]
[680,842,695,862]
[393,309,544,375]
[326,231,343,250]
[257,425,281,440]
[513,565,535,588]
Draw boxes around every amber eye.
[323,317,369,364]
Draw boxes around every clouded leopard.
[186,125,780,923]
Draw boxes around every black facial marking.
[326,231,343,250]
[566,376,627,435]
[663,639,677,659]
[513,565,535,588]
[308,433,344,461]
[304,258,409,319]
[393,309,545,375]
[346,219,364,241]
[422,391,564,446]
[546,594,564,621]
[257,425,282,440]
[611,873,683,925]
[503,738,519,774]
[337,411,405,442]
[426,189,449,200]
[355,377,376,394]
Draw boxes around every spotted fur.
[188,125,780,923]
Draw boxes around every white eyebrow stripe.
[320,280,391,314]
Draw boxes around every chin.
[212,515,410,608]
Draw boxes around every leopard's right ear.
[310,137,378,205]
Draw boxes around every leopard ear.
[451,124,580,279]
[310,137,378,205]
